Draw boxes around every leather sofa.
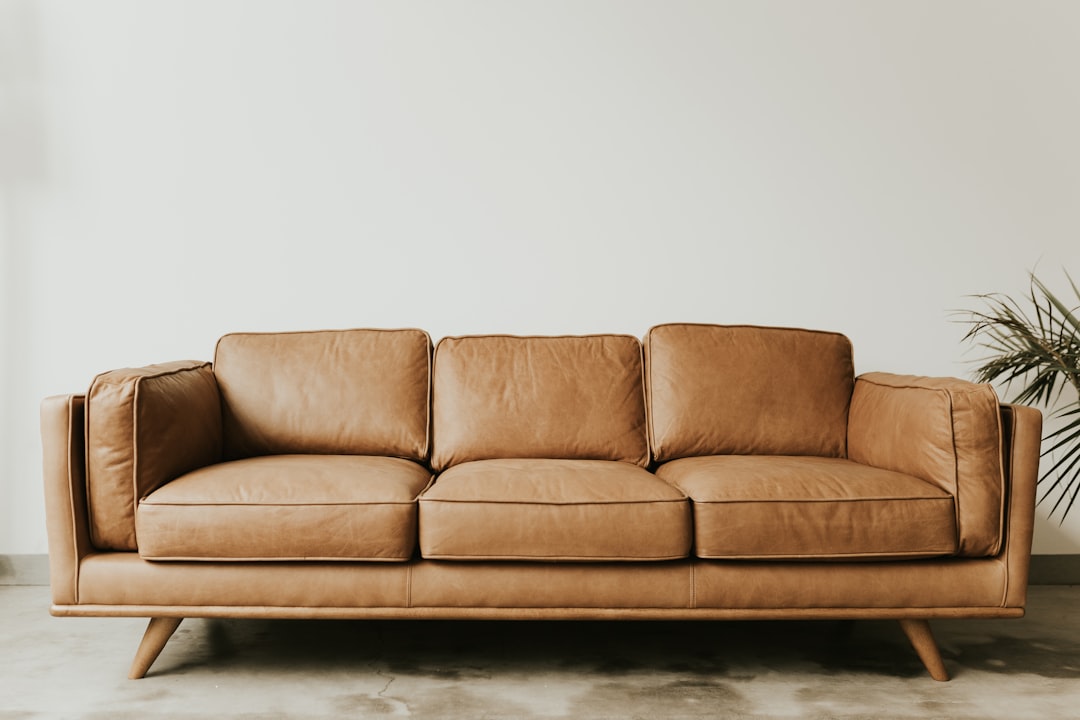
[40,324,1042,681]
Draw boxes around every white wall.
[2,0,1078,555]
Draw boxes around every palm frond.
[958,270,1080,520]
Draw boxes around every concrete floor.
[1,586,1078,719]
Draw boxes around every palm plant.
[960,271,1080,520]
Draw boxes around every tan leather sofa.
[40,324,1042,681]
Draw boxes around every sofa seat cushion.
[656,456,958,560]
[136,455,432,561]
[418,459,691,561]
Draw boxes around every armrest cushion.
[847,372,1004,557]
[86,360,222,551]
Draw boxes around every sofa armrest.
[847,372,1005,557]
[41,394,92,606]
[86,361,222,551]
[999,403,1042,607]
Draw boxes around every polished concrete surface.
[2,586,1078,719]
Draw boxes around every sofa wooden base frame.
[40,327,1043,682]
[69,608,1007,681]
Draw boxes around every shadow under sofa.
[40,324,1042,681]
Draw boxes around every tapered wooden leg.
[129,617,183,679]
[898,619,949,681]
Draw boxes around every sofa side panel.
[1000,404,1041,608]
[215,329,431,461]
[431,334,649,470]
[410,561,693,608]
[41,394,91,606]
[77,553,410,608]
[847,373,1004,557]
[644,324,854,461]
[85,361,222,550]
[694,558,1007,609]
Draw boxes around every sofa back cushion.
[431,334,649,470]
[645,324,854,461]
[215,329,431,461]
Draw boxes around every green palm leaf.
[959,271,1080,522]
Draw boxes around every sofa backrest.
[215,328,431,461]
[431,334,650,471]
[644,323,854,461]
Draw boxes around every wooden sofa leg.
[898,619,949,682]
[129,617,183,679]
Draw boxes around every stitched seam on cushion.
[419,553,690,560]
[91,362,212,385]
[216,327,430,347]
[438,332,643,342]
[856,375,991,394]
[417,498,690,506]
[684,496,955,504]
[140,555,413,562]
[693,549,956,559]
[141,501,422,507]
[647,322,850,341]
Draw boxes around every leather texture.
[137,455,432,561]
[999,404,1042,607]
[41,330,1045,633]
[85,361,222,551]
[40,395,91,606]
[848,373,1004,557]
[431,334,649,470]
[645,324,854,461]
[693,557,1008,609]
[418,459,691,560]
[657,455,957,559]
[215,329,431,461]
[410,561,693,608]
[78,553,409,608]
[72,554,1009,611]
